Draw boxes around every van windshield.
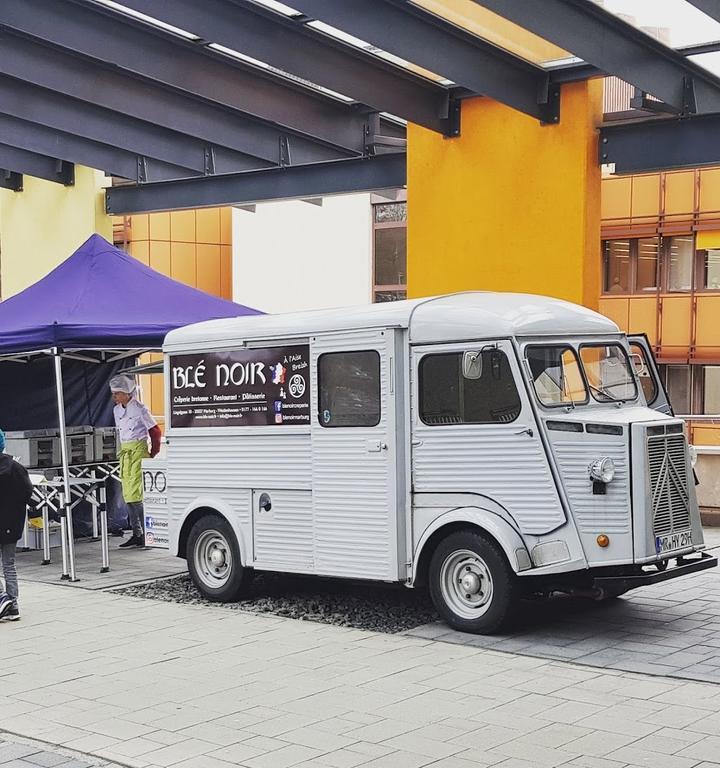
[525,346,588,407]
[579,344,638,403]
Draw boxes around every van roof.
[164,292,620,350]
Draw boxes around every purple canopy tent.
[0,234,261,579]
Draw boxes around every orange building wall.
[113,208,233,422]
[600,168,720,444]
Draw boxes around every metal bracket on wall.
[279,135,291,167]
[204,145,216,175]
[136,156,148,184]
[57,160,74,186]
[445,94,461,138]
[1,169,23,191]
[538,78,561,125]
[630,77,697,117]
[365,111,408,154]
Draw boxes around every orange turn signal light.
[597,534,610,548]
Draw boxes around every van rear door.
[628,334,673,415]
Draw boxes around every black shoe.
[2,606,20,621]
[119,535,145,549]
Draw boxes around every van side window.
[419,350,521,425]
[318,351,381,428]
[629,342,658,405]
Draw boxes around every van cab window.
[526,346,588,407]
[318,350,381,427]
[420,349,521,425]
[579,344,638,403]
[629,342,658,405]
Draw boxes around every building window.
[603,239,631,293]
[700,248,720,290]
[664,365,691,415]
[373,202,407,302]
[318,351,381,428]
[702,366,720,415]
[666,235,694,292]
[636,237,659,291]
[420,350,521,425]
[603,237,659,294]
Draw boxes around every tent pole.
[54,349,77,582]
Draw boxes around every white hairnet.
[109,374,136,394]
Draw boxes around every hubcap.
[440,549,494,620]
[193,529,233,589]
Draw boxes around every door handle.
[367,440,388,452]
[258,492,272,512]
[412,439,424,447]
[514,427,534,437]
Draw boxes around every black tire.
[429,529,518,634]
[187,514,251,602]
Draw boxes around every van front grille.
[648,433,690,538]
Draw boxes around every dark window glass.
[525,346,588,406]
[665,365,691,415]
[374,227,407,287]
[318,351,381,428]
[667,236,694,291]
[629,342,658,405]
[603,239,630,293]
[636,237,659,291]
[420,350,521,425]
[703,249,720,289]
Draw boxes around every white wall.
[232,193,372,313]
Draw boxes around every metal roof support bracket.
[136,156,148,184]
[538,78,561,125]
[446,95,461,138]
[57,159,74,186]
[1,169,23,191]
[683,76,698,115]
[279,135,291,167]
[204,145,216,176]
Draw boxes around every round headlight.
[589,457,615,484]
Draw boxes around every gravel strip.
[113,571,439,633]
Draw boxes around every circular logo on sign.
[289,374,306,399]
[146,532,155,545]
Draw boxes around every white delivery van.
[163,293,715,634]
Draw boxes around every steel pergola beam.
[107,0,455,134]
[274,0,560,123]
[0,143,74,185]
[105,153,407,214]
[600,114,720,173]
[0,0,403,152]
[0,30,356,165]
[0,75,270,175]
[0,114,196,182]
[474,0,720,114]
[0,170,23,191]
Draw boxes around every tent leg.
[54,350,78,582]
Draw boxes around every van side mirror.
[462,351,483,380]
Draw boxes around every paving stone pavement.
[407,537,720,685]
[6,579,720,768]
[0,734,118,767]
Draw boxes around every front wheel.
[429,529,518,634]
[187,514,251,601]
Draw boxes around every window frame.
[628,341,659,407]
[578,342,639,404]
[662,234,695,294]
[317,349,382,429]
[602,237,660,295]
[524,344,590,409]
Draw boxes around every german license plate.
[656,529,692,554]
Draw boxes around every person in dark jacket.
[0,429,34,621]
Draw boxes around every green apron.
[119,439,149,503]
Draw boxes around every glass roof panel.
[411,0,571,65]
[591,0,720,48]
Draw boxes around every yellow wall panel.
[130,240,150,266]
[628,297,658,344]
[170,210,195,243]
[660,296,692,348]
[695,296,720,348]
[196,207,220,243]
[196,243,221,296]
[131,214,149,241]
[664,171,695,216]
[407,81,602,309]
[149,240,171,276]
[631,174,660,219]
[148,212,170,241]
[697,230,720,249]
[601,177,632,221]
[692,426,720,446]
[171,241,196,286]
[220,245,232,300]
[700,168,720,213]
[598,298,629,331]
[220,207,232,245]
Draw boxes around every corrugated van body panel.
[310,329,398,580]
[253,490,314,569]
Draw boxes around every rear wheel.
[187,514,251,601]
[429,529,518,634]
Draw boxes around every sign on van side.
[169,345,310,428]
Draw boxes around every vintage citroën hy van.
[162,293,715,634]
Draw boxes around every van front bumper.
[593,552,717,592]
